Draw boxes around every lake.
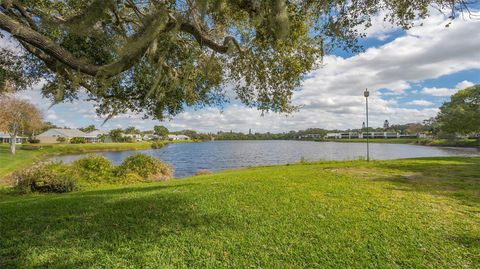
[49,140,480,178]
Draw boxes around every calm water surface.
[50,140,479,178]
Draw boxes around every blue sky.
[9,9,480,133]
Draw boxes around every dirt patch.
[326,167,387,178]
[326,167,423,182]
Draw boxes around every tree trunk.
[10,133,16,155]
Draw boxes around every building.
[37,128,89,143]
[0,132,27,144]
[86,130,109,143]
[142,134,162,141]
[298,134,321,140]
[326,132,412,139]
[168,134,190,141]
[362,132,400,139]
[123,133,143,142]
[326,132,361,139]
[383,120,390,129]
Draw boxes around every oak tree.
[437,85,480,138]
[0,0,472,120]
[153,125,169,139]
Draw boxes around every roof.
[87,130,108,137]
[0,132,27,138]
[38,128,87,138]
[168,134,190,139]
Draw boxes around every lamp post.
[364,88,370,161]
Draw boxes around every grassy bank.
[0,142,154,181]
[322,138,479,147]
[1,157,479,268]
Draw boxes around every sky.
[4,9,480,133]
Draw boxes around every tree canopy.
[79,124,97,133]
[437,85,480,135]
[0,0,472,120]
[153,125,169,137]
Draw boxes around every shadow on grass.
[0,182,235,268]
[371,157,480,206]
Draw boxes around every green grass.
[1,157,479,268]
[0,146,44,180]
[0,142,154,181]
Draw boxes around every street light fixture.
[364,88,370,161]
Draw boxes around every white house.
[0,132,27,144]
[167,134,190,141]
[298,134,321,139]
[37,128,88,143]
[85,130,109,143]
[123,133,143,142]
[142,134,161,141]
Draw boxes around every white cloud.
[46,111,58,120]
[422,87,457,96]
[359,10,399,41]
[422,80,475,96]
[405,100,434,106]
[456,80,475,90]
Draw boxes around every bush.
[116,154,172,181]
[151,141,166,149]
[14,163,77,194]
[72,155,114,183]
[56,137,66,143]
[28,139,40,144]
[70,137,86,144]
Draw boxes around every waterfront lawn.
[1,157,479,268]
[0,142,154,181]
[0,145,43,181]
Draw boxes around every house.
[326,132,361,139]
[0,132,27,144]
[37,128,88,143]
[123,133,143,142]
[326,133,341,139]
[298,134,321,140]
[168,134,190,141]
[86,130,109,143]
[142,134,161,141]
[326,132,410,139]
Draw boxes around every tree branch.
[0,8,173,78]
[179,22,244,54]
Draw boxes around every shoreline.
[0,141,182,183]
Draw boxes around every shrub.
[151,141,166,149]
[70,137,86,144]
[116,154,172,181]
[71,155,114,183]
[196,169,212,176]
[14,163,77,194]
[56,137,66,143]
[28,139,40,144]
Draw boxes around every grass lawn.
[1,157,479,268]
